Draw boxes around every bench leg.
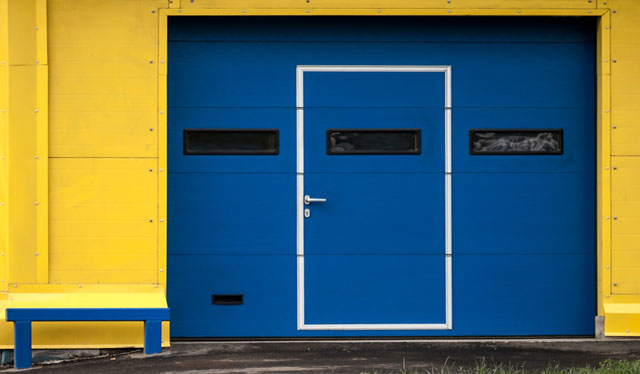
[144,320,162,354]
[14,320,32,369]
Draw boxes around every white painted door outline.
[296,66,452,331]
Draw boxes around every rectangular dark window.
[184,129,279,155]
[212,294,244,305]
[469,129,563,155]
[327,129,421,155]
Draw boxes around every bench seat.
[6,307,170,369]
[2,291,170,369]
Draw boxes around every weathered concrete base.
[595,316,605,339]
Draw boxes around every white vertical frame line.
[296,65,452,331]
[296,67,306,329]
[444,67,453,329]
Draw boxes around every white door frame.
[296,65,452,331]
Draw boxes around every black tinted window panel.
[184,129,279,155]
[469,129,563,155]
[327,129,421,155]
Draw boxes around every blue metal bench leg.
[144,320,162,354]
[14,320,32,369]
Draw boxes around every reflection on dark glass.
[184,129,279,155]
[327,129,421,155]
[469,129,563,155]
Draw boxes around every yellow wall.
[0,0,169,348]
[604,0,640,336]
[0,0,638,347]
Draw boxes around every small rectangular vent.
[212,294,244,305]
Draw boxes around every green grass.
[361,359,640,374]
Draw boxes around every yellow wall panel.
[49,105,156,158]
[609,0,640,155]
[183,0,595,9]
[611,156,640,295]
[609,0,640,42]
[611,270,640,295]
[47,0,166,157]
[49,158,158,284]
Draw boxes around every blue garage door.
[167,17,595,337]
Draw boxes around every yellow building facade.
[0,0,638,347]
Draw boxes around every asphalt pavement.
[3,339,640,373]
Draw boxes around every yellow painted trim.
[9,284,165,293]
[158,11,167,286]
[160,8,607,16]
[35,0,46,65]
[0,63,7,294]
[597,12,611,317]
[169,0,181,9]
[598,73,612,308]
[597,11,611,77]
[0,0,9,295]
[182,0,599,9]
[606,295,640,304]
[35,63,47,283]
[158,77,167,286]
[0,1,8,63]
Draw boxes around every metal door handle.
[304,195,327,205]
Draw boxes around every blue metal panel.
[168,173,295,255]
[303,173,445,256]
[167,16,595,337]
[167,255,298,337]
[305,255,446,325]
[304,72,445,108]
[169,42,592,109]
[453,173,594,256]
[451,253,595,335]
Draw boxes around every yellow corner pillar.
[0,0,49,289]
[601,0,640,337]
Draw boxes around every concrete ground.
[2,339,640,373]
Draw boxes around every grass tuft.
[361,359,640,374]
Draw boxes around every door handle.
[304,195,327,205]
